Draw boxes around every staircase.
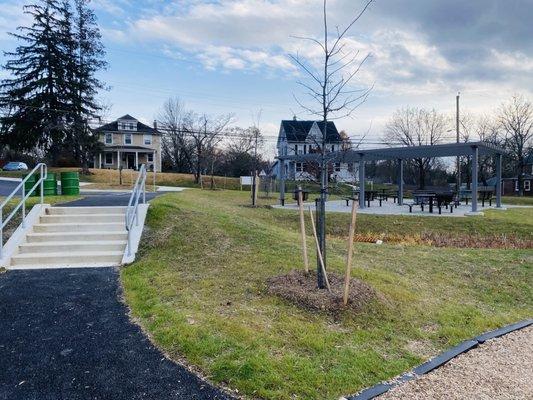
[9,206,128,269]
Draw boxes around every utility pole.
[456,92,461,195]
[251,127,259,206]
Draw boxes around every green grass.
[501,196,533,205]
[122,189,533,400]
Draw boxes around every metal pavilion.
[277,142,507,214]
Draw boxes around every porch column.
[496,153,502,208]
[98,153,102,169]
[279,159,286,206]
[135,151,138,170]
[398,158,404,206]
[359,155,366,209]
[471,145,479,213]
[117,150,121,169]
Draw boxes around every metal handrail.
[0,163,47,259]
[125,164,147,256]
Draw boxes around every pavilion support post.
[471,145,479,213]
[358,157,365,209]
[398,158,404,206]
[496,153,502,208]
[279,159,286,206]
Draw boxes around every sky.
[1,0,532,158]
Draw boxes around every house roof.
[525,150,533,165]
[280,120,341,143]
[95,115,159,134]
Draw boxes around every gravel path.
[379,326,533,400]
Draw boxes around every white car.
[2,161,29,171]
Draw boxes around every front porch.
[96,146,157,171]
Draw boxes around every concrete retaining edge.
[345,319,533,400]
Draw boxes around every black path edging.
[346,319,533,400]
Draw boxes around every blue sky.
[1,0,532,158]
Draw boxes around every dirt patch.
[350,232,532,249]
[266,270,379,313]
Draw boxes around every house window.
[334,162,341,172]
[105,153,113,165]
[303,145,307,154]
[296,162,304,173]
[147,153,154,162]
[105,133,112,144]
[124,133,132,145]
[331,145,335,152]
[294,145,298,154]
[128,122,135,130]
[525,180,531,192]
[144,134,152,145]
[515,181,519,191]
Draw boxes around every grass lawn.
[123,189,532,399]
[0,168,242,190]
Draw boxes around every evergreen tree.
[66,0,107,171]
[0,0,107,169]
[0,0,71,153]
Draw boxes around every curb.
[345,319,533,400]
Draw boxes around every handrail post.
[21,184,26,229]
[40,165,44,205]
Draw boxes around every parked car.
[2,161,29,171]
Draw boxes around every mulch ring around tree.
[267,270,379,313]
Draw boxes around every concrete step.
[32,222,126,233]
[18,241,127,254]
[10,251,124,267]
[40,214,125,224]
[46,206,127,215]
[26,231,128,243]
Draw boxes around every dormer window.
[118,121,137,131]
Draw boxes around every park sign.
[240,176,253,186]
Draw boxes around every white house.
[273,118,357,182]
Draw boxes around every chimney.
[293,115,297,121]
[153,120,158,130]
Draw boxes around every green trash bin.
[42,172,58,196]
[23,173,38,197]
[60,171,80,195]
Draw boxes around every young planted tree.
[290,0,373,288]
[384,107,447,189]
[498,95,533,196]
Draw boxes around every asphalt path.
[0,268,232,400]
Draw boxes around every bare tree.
[227,126,264,154]
[158,97,194,173]
[183,112,233,184]
[384,107,447,188]
[498,95,533,196]
[290,0,373,288]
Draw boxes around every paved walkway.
[274,199,511,217]
[0,268,232,400]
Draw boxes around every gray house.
[273,118,356,181]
